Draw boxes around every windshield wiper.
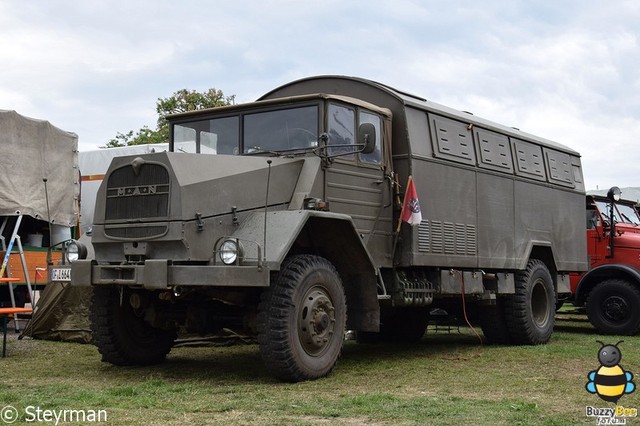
[244,147,282,157]
[243,145,321,158]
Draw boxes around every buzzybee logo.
[586,341,635,403]
[585,341,637,425]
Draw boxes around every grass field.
[1,307,638,425]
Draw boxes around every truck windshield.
[595,200,620,224]
[172,105,318,155]
[595,200,640,225]
[617,203,640,225]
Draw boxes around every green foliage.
[103,88,235,148]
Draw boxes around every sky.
[1,0,639,190]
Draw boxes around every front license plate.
[51,267,71,282]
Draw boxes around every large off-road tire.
[90,287,176,366]
[504,259,555,344]
[256,255,346,382]
[587,279,640,335]
[479,298,512,345]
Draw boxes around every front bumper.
[51,259,270,289]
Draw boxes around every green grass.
[1,307,636,425]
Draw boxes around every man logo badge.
[116,185,157,197]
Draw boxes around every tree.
[103,88,235,148]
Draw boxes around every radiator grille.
[104,162,170,239]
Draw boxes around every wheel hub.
[531,279,550,327]
[603,296,630,322]
[299,287,336,356]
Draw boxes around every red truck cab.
[571,187,640,335]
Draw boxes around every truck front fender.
[575,263,640,306]
[229,210,380,332]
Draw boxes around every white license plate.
[51,267,71,282]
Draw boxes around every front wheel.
[587,279,640,335]
[504,259,555,344]
[90,287,176,365]
[256,255,347,382]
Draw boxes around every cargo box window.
[475,128,513,173]
[572,159,584,184]
[429,115,476,165]
[512,138,546,181]
[327,103,355,159]
[544,148,573,187]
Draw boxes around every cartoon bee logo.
[586,340,635,403]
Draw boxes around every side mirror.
[358,123,376,154]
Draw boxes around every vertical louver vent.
[105,162,170,221]
[418,220,477,256]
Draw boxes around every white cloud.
[0,0,638,190]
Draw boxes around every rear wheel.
[257,255,346,382]
[587,279,640,335]
[90,287,176,365]
[504,259,555,344]
[480,298,512,344]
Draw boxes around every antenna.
[263,160,272,264]
[43,178,54,267]
[43,178,52,225]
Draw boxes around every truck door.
[324,102,392,267]
[586,204,603,266]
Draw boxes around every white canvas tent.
[0,110,79,225]
[0,110,82,338]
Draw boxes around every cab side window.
[327,103,355,159]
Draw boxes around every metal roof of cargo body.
[260,75,580,157]
[168,93,391,121]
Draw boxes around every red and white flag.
[400,176,422,226]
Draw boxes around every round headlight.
[608,186,622,202]
[66,240,88,263]
[219,239,241,265]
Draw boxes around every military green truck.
[52,76,587,382]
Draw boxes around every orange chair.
[1,307,32,357]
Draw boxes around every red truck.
[571,187,640,335]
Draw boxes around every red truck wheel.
[587,279,640,335]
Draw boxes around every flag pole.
[392,175,413,263]
[395,175,413,233]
